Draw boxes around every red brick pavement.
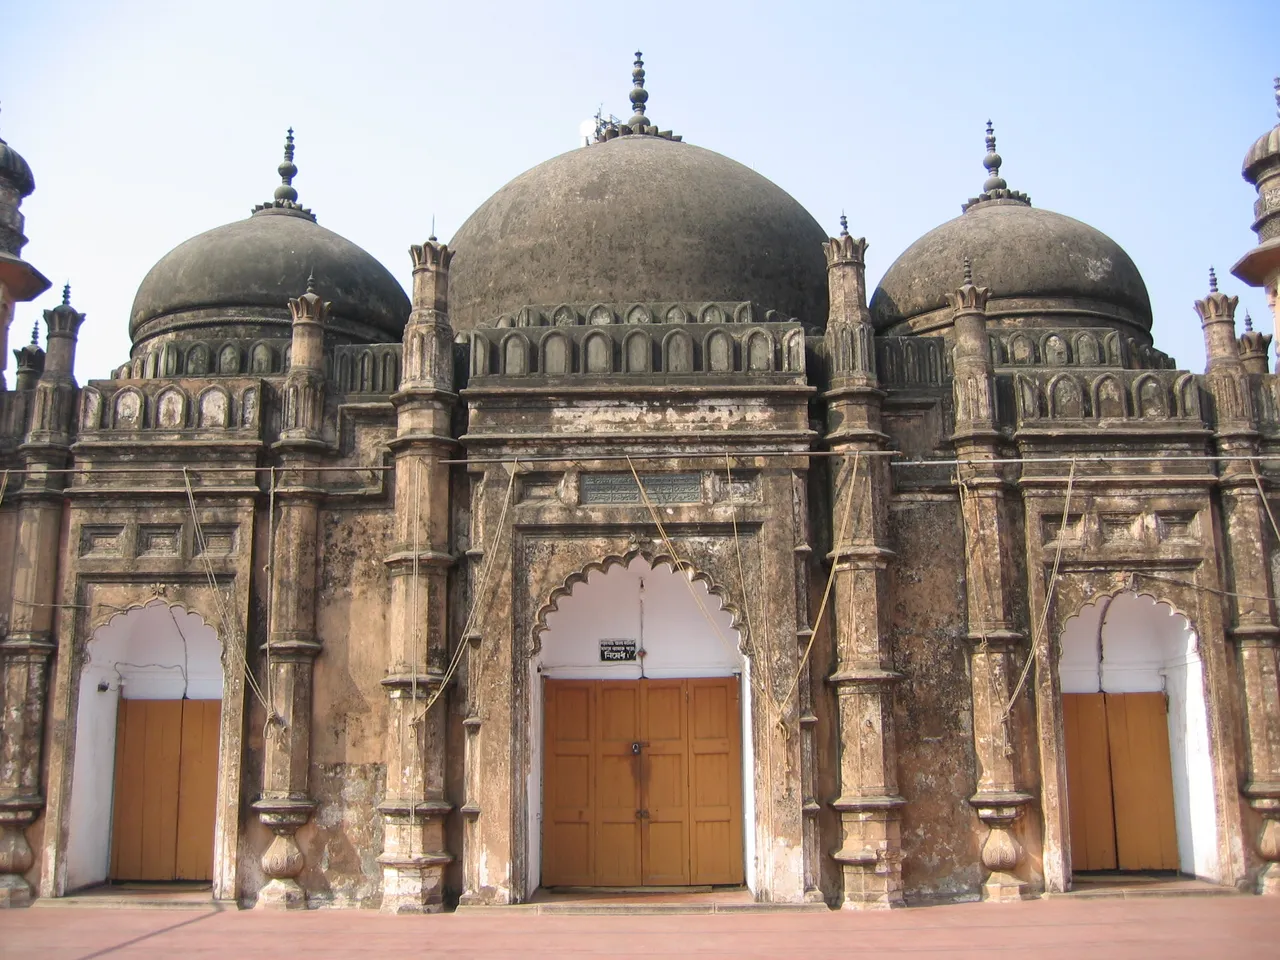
[1,896,1277,960]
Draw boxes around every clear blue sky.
[3,0,1276,381]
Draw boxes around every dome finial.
[274,128,298,203]
[1209,266,1219,293]
[982,120,1007,193]
[839,212,848,237]
[628,51,650,129]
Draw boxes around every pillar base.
[0,875,32,908]
[379,856,450,914]
[982,872,1033,902]
[1259,862,1280,896]
[256,877,307,911]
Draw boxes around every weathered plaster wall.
[886,493,982,902]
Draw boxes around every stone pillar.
[1196,274,1280,893]
[947,261,1034,901]
[0,293,81,906]
[378,238,455,913]
[250,279,328,909]
[822,223,904,908]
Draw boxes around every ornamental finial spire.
[1245,310,1254,332]
[839,212,848,237]
[29,320,38,345]
[61,282,70,306]
[628,51,649,129]
[1209,266,1219,293]
[963,256,974,285]
[1274,76,1280,121]
[275,128,298,203]
[982,120,1007,193]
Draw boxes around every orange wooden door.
[175,700,221,881]
[543,681,596,886]
[1106,692,1179,870]
[1063,693,1117,871]
[110,699,183,881]
[640,680,690,885]
[595,682,642,886]
[110,698,220,882]
[687,677,743,885]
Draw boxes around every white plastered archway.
[1059,591,1219,880]
[65,601,222,892]
[527,556,754,892]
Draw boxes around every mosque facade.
[1,60,1280,911]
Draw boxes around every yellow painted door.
[543,681,596,886]
[543,677,744,888]
[1063,693,1117,871]
[688,677,743,885]
[110,699,183,881]
[1107,692,1179,870]
[110,698,220,882]
[640,680,690,885]
[175,700,221,881]
[595,682,642,886]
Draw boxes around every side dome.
[870,126,1152,338]
[129,132,409,351]
[448,134,829,331]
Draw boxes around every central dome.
[448,135,829,332]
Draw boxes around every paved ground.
[1,896,1278,959]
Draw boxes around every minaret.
[0,286,81,906]
[251,274,329,909]
[1239,311,1273,375]
[822,214,905,909]
[0,110,52,389]
[1232,79,1280,336]
[378,235,456,913]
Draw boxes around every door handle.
[630,741,649,754]
[635,809,649,819]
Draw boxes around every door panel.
[175,700,221,881]
[111,699,183,881]
[1063,693,1117,871]
[688,678,743,884]
[1107,692,1179,870]
[595,683,641,885]
[641,681,690,885]
[542,676,743,888]
[543,681,595,886]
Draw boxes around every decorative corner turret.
[1239,311,1272,374]
[947,258,997,437]
[252,129,316,222]
[12,321,42,390]
[402,237,456,393]
[1195,268,1243,372]
[40,284,84,380]
[824,215,875,385]
[962,122,1031,213]
[278,274,329,445]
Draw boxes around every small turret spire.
[306,270,316,296]
[29,320,38,346]
[1209,266,1219,293]
[628,51,649,129]
[839,212,848,237]
[1274,76,1280,121]
[1245,310,1254,332]
[275,128,298,203]
[61,282,70,306]
[963,256,974,285]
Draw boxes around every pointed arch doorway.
[65,602,223,890]
[1059,592,1220,879]
[532,557,750,890]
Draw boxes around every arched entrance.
[65,602,223,891]
[1059,592,1219,880]
[530,556,751,891]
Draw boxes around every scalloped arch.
[530,548,747,657]
[1057,587,1199,660]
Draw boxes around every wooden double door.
[543,677,744,887]
[110,699,221,882]
[1063,692,1179,872]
